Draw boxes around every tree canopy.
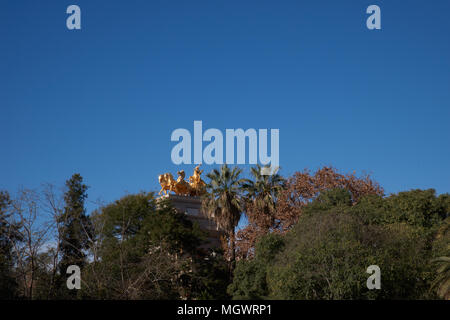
[229,188,449,300]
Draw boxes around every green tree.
[386,189,448,228]
[82,192,227,299]
[0,191,19,299]
[203,164,245,268]
[228,233,284,299]
[189,248,230,300]
[57,174,92,298]
[230,188,446,299]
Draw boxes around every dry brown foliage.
[235,166,384,259]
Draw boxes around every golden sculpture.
[158,165,206,196]
[173,170,191,196]
[158,172,175,196]
[189,165,206,196]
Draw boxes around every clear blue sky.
[1,1,449,213]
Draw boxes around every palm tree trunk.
[229,229,236,276]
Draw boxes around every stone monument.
[158,165,222,249]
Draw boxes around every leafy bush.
[228,234,284,299]
[230,188,448,299]
[81,193,228,300]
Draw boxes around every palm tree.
[241,164,285,230]
[202,164,245,266]
[431,256,450,300]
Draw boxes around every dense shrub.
[81,193,228,300]
[229,188,449,300]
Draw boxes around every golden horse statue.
[189,165,206,196]
[158,172,175,195]
[173,170,191,196]
[158,165,206,196]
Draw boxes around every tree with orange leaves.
[235,166,384,259]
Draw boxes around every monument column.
[157,165,222,250]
